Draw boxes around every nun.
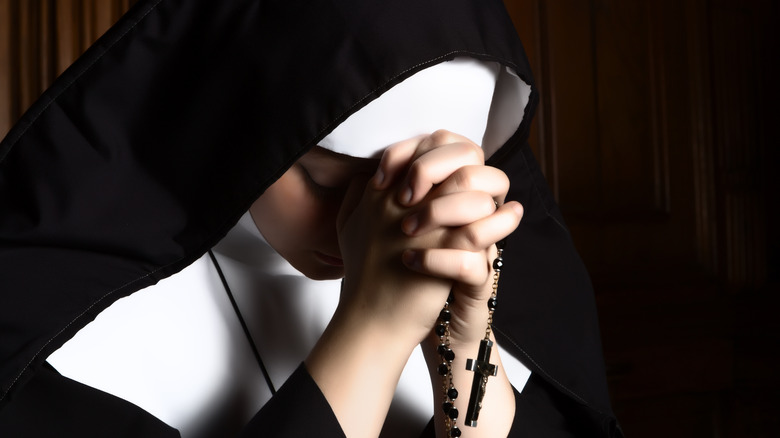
[0,1,621,437]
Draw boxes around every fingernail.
[400,186,412,204]
[511,202,524,217]
[402,249,421,269]
[402,214,419,235]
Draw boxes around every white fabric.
[48,58,532,438]
[319,57,531,159]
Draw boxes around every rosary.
[435,240,504,437]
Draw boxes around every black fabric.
[0,363,180,438]
[240,364,613,438]
[491,141,623,436]
[511,373,616,437]
[241,364,345,438]
[0,0,620,436]
[419,373,611,438]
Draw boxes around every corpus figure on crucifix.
[465,339,499,427]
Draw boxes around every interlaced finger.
[399,139,484,206]
[441,201,523,251]
[402,248,490,287]
[402,191,497,236]
[429,165,509,200]
[371,135,426,190]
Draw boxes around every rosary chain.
[438,243,503,437]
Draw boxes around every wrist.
[425,333,515,438]
[340,270,453,344]
[306,303,418,437]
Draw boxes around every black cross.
[464,338,498,427]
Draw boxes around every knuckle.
[455,254,473,279]
[480,194,497,214]
[456,253,488,285]
[468,142,485,162]
[383,143,402,161]
[454,142,483,163]
[460,227,482,250]
[451,169,473,192]
[426,201,441,223]
[430,129,455,145]
[407,159,424,182]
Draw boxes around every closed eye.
[298,164,345,199]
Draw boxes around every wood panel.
[0,0,135,140]
[502,0,778,436]
[709,0,769,290]
[504,0,774,286]
[506,0,780,437]
[0,0,12,137]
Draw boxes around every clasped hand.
[306,130,522,437]
[337,130,523,348]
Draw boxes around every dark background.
[1,1,777,436]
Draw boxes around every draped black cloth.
[0,0,621,436]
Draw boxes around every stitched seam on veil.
[0,259,184,402]
[0,0,172,403]
[1,47,526,406]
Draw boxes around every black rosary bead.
[436,242,505,436]
[438,343,455,361]
[492,256,504,271]
[497,238,507,250]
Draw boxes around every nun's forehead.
[318,57,499,159]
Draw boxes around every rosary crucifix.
[464,241,503,428]
[464,338,498,427]
[437,241,503,435]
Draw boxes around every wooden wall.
[505,0,779,436]
[0,0,134,137]
[1,1,778,436]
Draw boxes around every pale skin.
[250,130,523,437]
